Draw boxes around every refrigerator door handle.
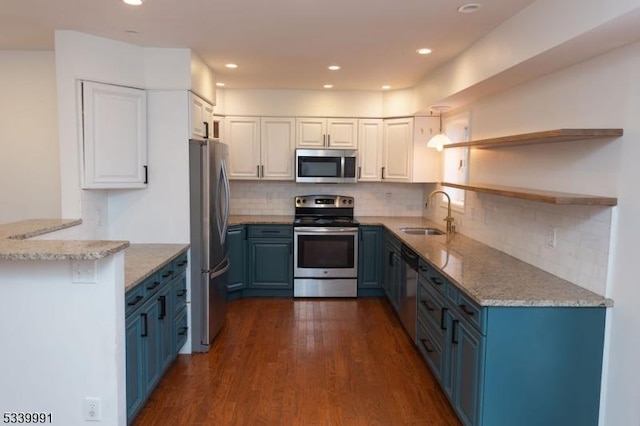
[209,256,231,279]
[221,158,231,241]
[215,159,225,245]
[201,142,211,272]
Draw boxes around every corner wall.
[0,51,61,223]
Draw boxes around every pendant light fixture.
[427,106,451,151]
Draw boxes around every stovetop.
[293,216,359,227]
[294,195,357,227]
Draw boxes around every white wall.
[0,254,126,426]
[0,51,61,223]
[423,39,640,425]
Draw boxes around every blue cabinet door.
[450,318,484,426]
[140,298,162,395]
[157,282,174,371]
[227,226,247,292]
[248,238,293,289]
[358,226,383,290]
[125,313,144,423]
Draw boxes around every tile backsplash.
[424,190,612,295]
[230,181,426,217]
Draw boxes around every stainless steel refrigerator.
[189,139,230,353]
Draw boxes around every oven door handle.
[294,227,358,234]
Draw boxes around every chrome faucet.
[427,190,456,239]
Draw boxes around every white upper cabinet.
[260,117,296,180]
[296,118,358,149]
[81,81,147,189]
[357,119,383,181]
[225,116,261,179]
[381,116,440,183]
[190,93,214,140]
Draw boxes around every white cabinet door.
[260,117,295,180]
[382,118,413,182]
[225,117,261,180]
[358,119,383,181]
[81,81,147,189]
[296,118,326,148]
[327,118,358,149]
[412,116,441,183]
[190,93,213,139]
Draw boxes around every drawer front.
[157,262,176,284]
[173,251,189,271]
[422,264,448,296]
[417,279,446,345]
[456,291,486,334]
[417,319,444,382]
[125,284,145,316]
[172,273,187,315]
[249,225,293,238]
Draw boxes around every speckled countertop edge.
[0,218,130,261]
[124,244,190,292]
[230,214,613,308]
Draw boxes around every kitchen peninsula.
[0,219,188,426]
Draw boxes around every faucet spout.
[427,190,455,240]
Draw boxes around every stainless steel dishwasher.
[400,244,419,341]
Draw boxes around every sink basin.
[399,227,445,236]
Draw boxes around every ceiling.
[1,0,536,91]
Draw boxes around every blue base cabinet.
[383,232,402,313]
[125,252,188,424]
[416,259,606,426]
[357,226,384,296]
[227,225,247,296]
[246,225,293,297]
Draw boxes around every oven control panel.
[295,195,354,208]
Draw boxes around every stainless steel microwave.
[295,149,357,183]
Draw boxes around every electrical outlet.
[85,397,101,421]
[72,260,97,284]
[384,192,392,205]
[266,192,274,203]
[546,226,557,248]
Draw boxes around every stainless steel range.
[293,195,359,297]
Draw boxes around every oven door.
[294,227,358,278]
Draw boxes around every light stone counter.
[0,218,129,260]
[229,215,294,226]
[359,216,613,308]
[124,244,189,292]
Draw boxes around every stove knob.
[296,199,300,204]
[302,199,306,204]
[349,199,353,205]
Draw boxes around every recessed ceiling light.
[225,63,238,69]
[381,85,391,90]
[328,65,341,71]
[124,29,139,35]
[216,82,225,87]
[458,3,483,13]
[122,0,143,5]
[416,48,432,55]
[323,84,333,89]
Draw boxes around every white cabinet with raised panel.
[226,116,295,180]
[296,118,358,149]
[381,116,440,183]
[190,93,214,140]
[357,119,383,181]
[81,81,147,189]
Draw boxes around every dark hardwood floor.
[133,298,461,425]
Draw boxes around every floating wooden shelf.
[441,182,618,206]
[443,128,623,149]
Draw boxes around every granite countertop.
[230,214,612,308]
[124,244,190,292]
[360,216,613,308]
[0,218,129,260]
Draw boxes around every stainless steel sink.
[399,227,445,236]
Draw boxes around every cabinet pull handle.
[440,307,448,330]
[421,300,435,312]
[452,319,459,344]
[323,134,327,146]
[256,165,260,177]
[143,165,148,184]
[327,134,330,146]
[177,260,188,267]
[358,166,362,179]
[204,121,209,139]
[261,165,264,178]
[127,295,144,307]
[381,167,385,179]
[161,270,174,279]
[146,280,161,290]
[177,289,187,298]
[431,277,443,286]
[141,313,148,337]
[158,295,167,319]
[459,304,475,316]
[178,326,189,336]
[389,251,394,266]
[419,265,428,272]
[420,338,434,353]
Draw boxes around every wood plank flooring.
[133,298,461,426]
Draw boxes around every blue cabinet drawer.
[172,274,187,315]
[420,260,448,295]
[456,291,486,334]
[125,284,146,316]
[418,279,446,345]
[172,251,188,271]
[157,262,176,284]
[417,319,444,382]
[249,225,292,238]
